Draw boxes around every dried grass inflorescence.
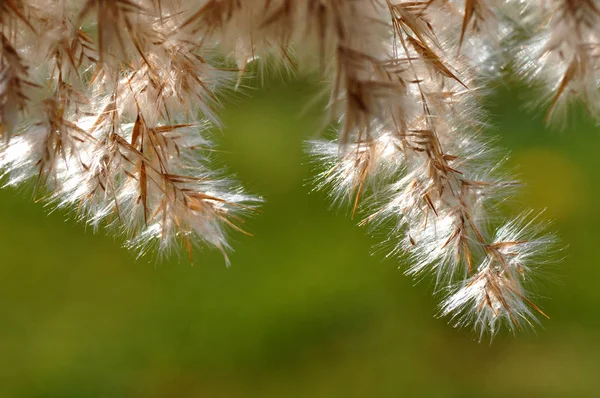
[0,0,578,338]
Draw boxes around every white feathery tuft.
[0,0,576,337]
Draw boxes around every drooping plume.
[0,0,259,262]
[0,0,570,337]
[514,0,600,122]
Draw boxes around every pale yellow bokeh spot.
[512,148,587,220]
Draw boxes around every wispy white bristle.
[0,0,571,338]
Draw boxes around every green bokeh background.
[1,75,599,397]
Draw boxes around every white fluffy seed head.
[441,212,557,339]
[0,0,569,337]
[0,0,261,262]
[307,0,560,338]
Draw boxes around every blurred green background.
[1,75,599,398]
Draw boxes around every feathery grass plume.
[514,0,600,122]
[441,212,556,339]
[0,0,259,262]
[306,1,555,338]
[0,0,574,338]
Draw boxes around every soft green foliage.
[0,78,598,397]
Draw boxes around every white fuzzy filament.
[0,0,572,337]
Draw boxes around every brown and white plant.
[1,0,586,338]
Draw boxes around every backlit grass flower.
[0,0,578,337]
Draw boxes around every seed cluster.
[0,0,579,338]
